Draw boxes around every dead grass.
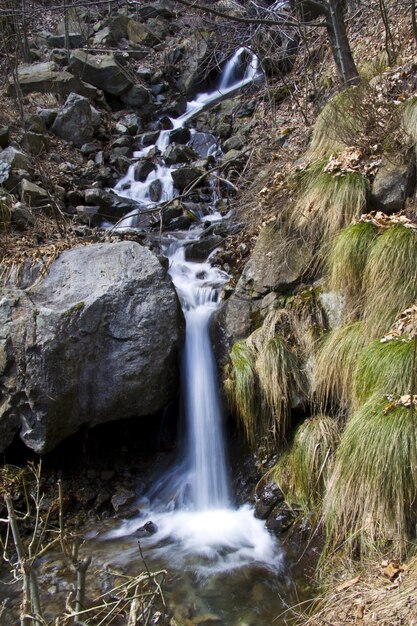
[298,554,417,626]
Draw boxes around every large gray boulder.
[7,61,99,99]
[0,241,184,454]
[51,93,94,147]
[68,51,133,97]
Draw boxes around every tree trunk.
[326,0,360,85]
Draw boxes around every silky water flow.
[88,49,311,625]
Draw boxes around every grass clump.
[363,224,417,337]
[224,311,306,445]
[353,338,415,407]
[306,91,352,160]
[277,415,340,511]
[255,335,305,440]
[328,221,378,318]
[292,161,369,242]
[323,395,417,559]
[314,321,368,413]
[224,341,258,446]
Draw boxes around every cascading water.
[90,48,310,624]
[170,243,230,510]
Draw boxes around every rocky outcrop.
[236,224,313,298]
[7,61,99,99]
[68,51,133,97]
[51,93,96,147]
[0,241,184,454]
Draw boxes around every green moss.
[353,338,415,407]
[323,395,417,558]
[63,301,85,318]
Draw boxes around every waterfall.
[105,48,280,574]
[167,242,230,510]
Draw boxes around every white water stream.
[102,48,281,580]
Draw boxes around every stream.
[80,49,318,625]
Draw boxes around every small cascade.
[102,47,281,583]
[167,240,230,510]
[113,47,261,225]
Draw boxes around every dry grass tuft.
[353,338,415,407]
[224,310,306,445]
[274,414,340,511]
[323,395,417,560]
[363,224,417,338]
[328,221,378,319]
[314,321,368,413]
[291,161,369,243]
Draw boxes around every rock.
[0,126,10,148]
[10,202,34,230]
[149,179,162,202]
[134,161,155,182]
[169,127,191,145]
[0,147,32,173]
[19,180,49,207]
[163,144,197,165]
[111,488,136,513]
[254,481,284,520]
[212,294,254,364]
[24,114,46,134]
[81,141,101,155]
[135,520,158,538]
[121,84,152,108]
[162,98,187,117]
[184,235,223,261]
[0,241,184,453]
[371,158,415,214]
[37,108,57,127]
[51,93,94,147]
[119,113,141,135]
[222,134,245,152]
[76,205,100,225]
[136,1,174,20]
[171,166,205,191]
[7,61,99,99]
[84,188,141,223]
[48,49,68,66]
[236,225,313,298]
[23,132,49,156]
[69,51,133,97]
[46,33,86,48]
[266,503,296,535]
[171,34,212,96]
[164,214,193,230]
[190,131,217,157]
[139,130,160,146]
